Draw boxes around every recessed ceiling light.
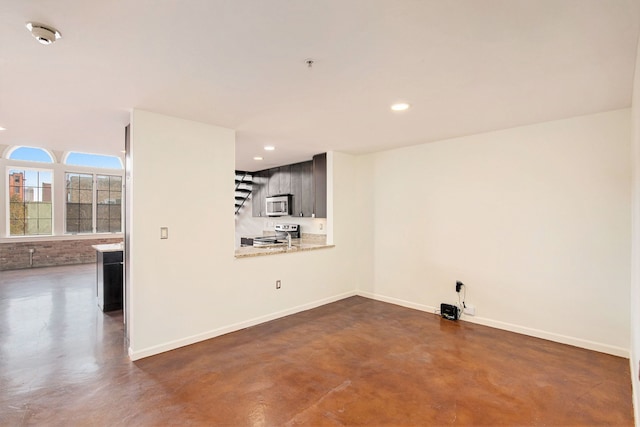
[264,146,275,151]
[391,103,410,112]
[25,22,62,45]
[0,126,6,131]
[253,156,263,161]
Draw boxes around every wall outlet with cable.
[455,281,474,317]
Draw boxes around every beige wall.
[128,108,631,363]
[357,109,631,356]
[128,110,363,359]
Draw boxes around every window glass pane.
[66,219,78,233]
[97,190,110,204]
[79,176,93,190]
[97,219,109,233]
[79,204,92,219]
[79,220,92,233]
[39,202,52,218]
[8,147,54,163]
[96,174,122,233]
[38,220,52,235]
[79,190,92,204]
[97,175,109,190]
[67,203,79,218]
[23,170,40,186]
[25,219,38,235]
[8,169,53,236]
[10,219,24,235]
[65,152,123,169]
[109,205,121,221]
[110,176,122,191]
[65,172,93,234]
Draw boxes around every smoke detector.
[25,22,61,45]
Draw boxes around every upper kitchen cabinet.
[251,170,267,217]
[278,165,291,195]
[290,161,313,217]
[250,152,326,218]
[267,165,291,197]
[313,153,327,218]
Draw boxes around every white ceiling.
[1,0,639,172]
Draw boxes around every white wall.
[128,108,631,363]
[358,110,631,356]
[128,110,362,359]
[629,31,640,424]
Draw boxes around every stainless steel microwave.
[266,195,291,216]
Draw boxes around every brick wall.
[0,237,123,271]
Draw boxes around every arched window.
[7,146,54,163]
[65,152,123,169]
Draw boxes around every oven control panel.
[275,224,299,232]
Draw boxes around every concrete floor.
[0,264,634,425]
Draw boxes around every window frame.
[1,145,125,240]
[7,146,55,163]
[6,166,55,237]
[64,171,123,235]
[64,151,124,170]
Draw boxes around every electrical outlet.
[276,280,281,289]
[463,305,476,316]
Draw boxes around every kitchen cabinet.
[290,160,313,217]
[252,170,267,217]
[267,168,279,197]
[278,165,291,195]
[251,153,326,218]
[267,166,291,197]
[313,153,327,218]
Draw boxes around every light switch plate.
[160,227,168,239]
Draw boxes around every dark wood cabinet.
[267,166,292,197]
[301,161,314,217]
[252,170,267,217]
[278,165,291,195]
[96,250,123,312]
[290,161,314,217]
[313,153,327,218]
[251,153,326,218]
[267,168,279,197]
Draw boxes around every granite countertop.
[92,243,124,252]
[235,239,333,258]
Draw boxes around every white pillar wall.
[127,110,362,359]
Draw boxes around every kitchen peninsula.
[92,243,124,311]
[235,239,333,258]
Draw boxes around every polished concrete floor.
[0,264,634,426]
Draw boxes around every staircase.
[235,171,253,215]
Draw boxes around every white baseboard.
[128,290,357,361]
[357,291,629,358]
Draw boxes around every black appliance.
[440,303,459,321]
